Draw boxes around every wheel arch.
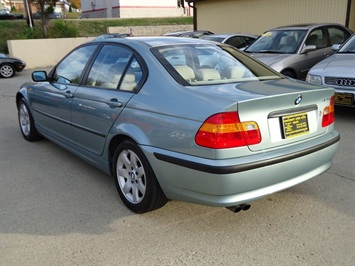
[281,68,297,79]
[107,121,154,175]
[16,92,25,106]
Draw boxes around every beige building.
[186,0,355,34]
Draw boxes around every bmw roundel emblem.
[294,95,302,105]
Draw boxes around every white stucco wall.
[7,37,94,69]
[81,0,188,18]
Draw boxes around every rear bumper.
[142,130,340,207]
[154,133,339,174]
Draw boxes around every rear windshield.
[151,44,282,85]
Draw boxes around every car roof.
[203,33,257,38]
[93,36,215,48]
[270,23,348,31]
[163,30,213,36]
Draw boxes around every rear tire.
[113,140,167,213]
[0,63,15,78]
[17,99,42,141]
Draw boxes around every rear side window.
[225,36,246,49]
[327,26,351,45]
[53,45,97,84]
[85,44,143,91]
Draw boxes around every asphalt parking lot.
[1,69,354,265]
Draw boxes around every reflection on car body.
[16,37,339,213]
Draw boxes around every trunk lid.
[233,80,334,152]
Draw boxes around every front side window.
[305,28,326,49]
[53,45,97,84]
[152,44,282,85]
[86,45,142,91]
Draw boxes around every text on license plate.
[282,112,309,139]
[334,92,354,106]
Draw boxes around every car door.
[32,44,98,143]
[295,27,331,79]
[71,44,143,155]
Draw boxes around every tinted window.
[86,44,142,91]
[244,37,256,45]
[225,37,246,49]
[53,45,97,84]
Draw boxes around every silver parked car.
[16,37,339,213]
[306,34,355,107]
[244,23,352,79]
[201,33,258,49]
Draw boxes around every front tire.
[113,140,167,213]
[0,64,15,78]
[17,99,42,141]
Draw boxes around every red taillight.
[322,96,335,127]
[195,112,261,149]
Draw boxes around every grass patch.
[0,17,193,53]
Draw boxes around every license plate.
[282,112,309,139]
[334,92,354,106]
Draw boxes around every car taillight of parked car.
[195,112,261,149]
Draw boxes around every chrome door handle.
[64,91,74,98]
[107,98,122,108]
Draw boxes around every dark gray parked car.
[32,11,65,19]
[16,37,339,213]
[244,23,352,79]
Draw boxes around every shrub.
[49,20,78,38]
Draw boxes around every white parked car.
[306,34,355,107]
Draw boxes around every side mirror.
[32,71,48,82]
[301,45,316,54]
[331,44,341,51]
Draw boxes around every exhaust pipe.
[226,204,251,213]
